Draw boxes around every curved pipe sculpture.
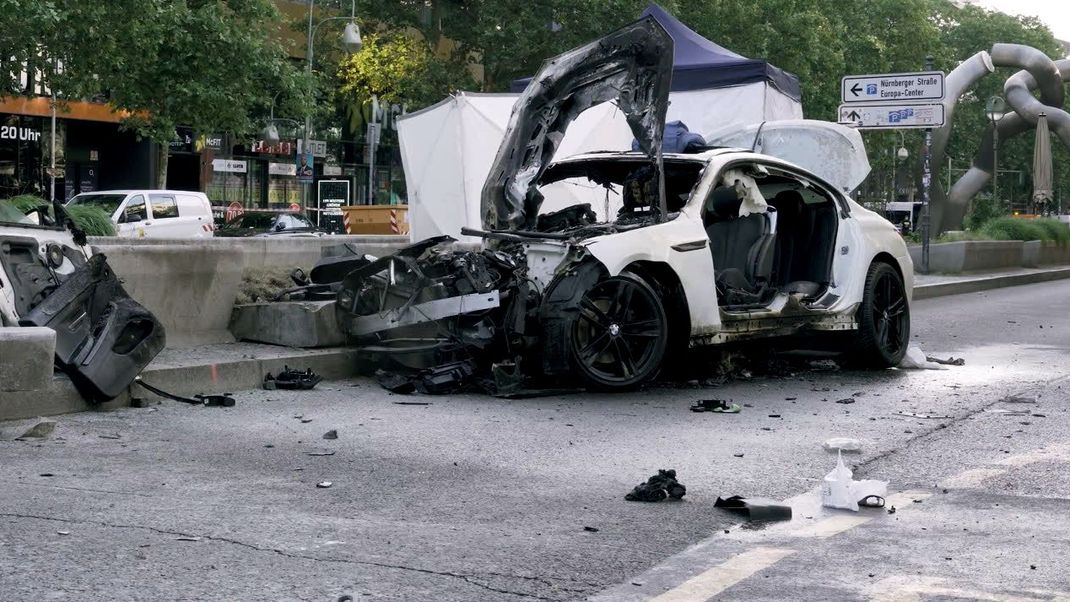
[930,44,1069,233]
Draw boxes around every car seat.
[703,186,775,300]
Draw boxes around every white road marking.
[866,575,1070,602]
[647,547,796,602]
[788,515,871,538]
[995,443,1070,467]
[940,468,1006,488]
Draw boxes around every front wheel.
[851,261,910,368]
[569,273,668,389]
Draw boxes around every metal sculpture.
[931,44,1069,233]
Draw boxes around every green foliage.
[964,194,1007,231]
[5,194,47,214]
[64,205,116,237]
[980,217,1068,242]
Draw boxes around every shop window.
[149,194,179,218]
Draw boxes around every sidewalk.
[913,265,1070,299]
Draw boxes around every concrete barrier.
[94,245,243,348]
[0,327,55,392]
[229,301,345,348]
[908,240,1045,273]
[89,235,410,270]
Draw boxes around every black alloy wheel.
[569,273,669,389]
[853,261,910,368]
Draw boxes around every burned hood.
[481,16,673,231]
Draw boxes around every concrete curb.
[0,347,358,422]
[913,267,1070,300]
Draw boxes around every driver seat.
[704,186,776,299]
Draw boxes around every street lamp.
[986,95,1007,208]
[262,93,301,143]
[303,0,362,205]
[891,131,908,204]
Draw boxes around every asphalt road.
[2,280,1070,601]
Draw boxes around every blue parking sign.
[866,83,878,95]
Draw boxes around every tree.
[0,0,305,187]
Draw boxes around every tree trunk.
[156,143,169,189]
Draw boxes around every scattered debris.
[899,345,949,370]
[130,397,152,408]
[823,437,863,453]
[1001,395,1037,404]
[39,473,54,477]
[625,469,686,502]
[135,379,235,407]
[301,419,313,424]
[768,414,782,418]
[316,481,333,489]
[926,355,965,366]
[821,451,887,511]
[264,367,323,391]
[393,401,433,406]
[307,451,336,457]
[322,430,338,440]
[583,526,600,532]
[690,399,741,413]
[733,453,745,458]
[98,434,121,440]
[175,536,202,542]
[835,398,856,405]
[887,506,896,514]
[18,419,56,439]
[56,530,70,536]
[714,495,792,521]
[897,411,953,419]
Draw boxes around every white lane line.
[995,443,1070,467]
[648,547,796,602]
[867,575,1070,602]
[939,468,1006,489]
[789,515,871,538]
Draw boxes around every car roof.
[74,190,207,195]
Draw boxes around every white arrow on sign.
[838,103,946,130]
[841,71,945,104]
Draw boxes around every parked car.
[335,16,913,393]
[215,211,325,237]
[66,190,214,238]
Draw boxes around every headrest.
[706,186,741,220]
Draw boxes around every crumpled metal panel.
[481,16,673,231]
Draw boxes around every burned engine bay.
[336,16,678,394]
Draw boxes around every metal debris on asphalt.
[926,355,966,366]
[690,399,741,413]
[625,469,686,502]
[307,451,336,456]
[264,366,323,391]
[316,481,333,488]
[323,429,338,440]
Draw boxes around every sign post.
[840,65,945,274]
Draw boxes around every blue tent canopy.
[510,3,802,102]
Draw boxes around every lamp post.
[985,95,1007,209]
[303,0,362,207]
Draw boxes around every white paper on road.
[899,344,949,370]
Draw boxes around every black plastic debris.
[625,469,686,502]
[714,496,792,521]
[374,360,477,395]
[690,399,741,413]
[135,379,235,407]
[264,367,322,391]
[323,430,338,440]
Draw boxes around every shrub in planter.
[981,217,1047,241]
[64,204,117,237]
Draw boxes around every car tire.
[851,261,910,368]
[568,273,669,390]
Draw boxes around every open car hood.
[705,120,871,194]
[481,16,673,231]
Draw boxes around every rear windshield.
[69,193,127,216]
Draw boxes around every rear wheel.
[569,273,668,389]
[852,261,909,368]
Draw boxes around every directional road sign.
[841,71,945,104]
[838,103,946,130]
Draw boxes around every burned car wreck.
[337,16,915,393]
[0,204,165,401]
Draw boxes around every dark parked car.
[216,211,325,237]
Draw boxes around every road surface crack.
[0,512,572,600]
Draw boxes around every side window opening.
[149,194,179,219]
[758,169,839,296]
[120,195,148,223]
[702,166,776,307]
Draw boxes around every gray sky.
[975,0,1070,43]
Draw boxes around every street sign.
[841,71,945,104]
[838,103,945,130]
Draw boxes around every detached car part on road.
[336,16,913,392]
[0,203,165,401]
